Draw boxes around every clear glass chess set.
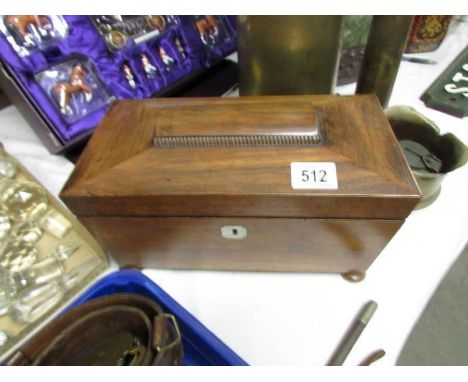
[0,147,107,358]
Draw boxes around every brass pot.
[386,106,468,209]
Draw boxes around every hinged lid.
[61,95,420,220]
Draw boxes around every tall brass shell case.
[237,16,344,96]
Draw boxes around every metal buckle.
[154,313,182,353]
[117,344,146,366]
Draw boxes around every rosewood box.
[60,95,420,280]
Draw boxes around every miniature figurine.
[159,47,176,71]
[52,64,93,116]
[122,63,136,89]
[141,53,158,79]
[196,16,220,47]
[5,15,52,48]
[174,37,186,59]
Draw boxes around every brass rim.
[107,31,127,49]
[146,15,166,31]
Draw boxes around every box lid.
[61,95,421,220]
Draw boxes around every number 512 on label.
[290,162,338,190]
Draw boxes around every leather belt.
[7,293,183,366]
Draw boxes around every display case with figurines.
[0,145,108,360]
[0,16,68,58]
[0,15,236,153]
[35,59,115,124]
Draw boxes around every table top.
[1,19,467,366]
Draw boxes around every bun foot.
[342,270,366,282]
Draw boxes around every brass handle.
[154,313,182,353]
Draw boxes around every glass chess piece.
[30,203,72,239]
[11,244,79,289]
[0,178,47,222]
[0,330,8,347]
[0,178,71,238]
[0,237,38,273]
[0,211,11,242]
[0,155,17,178]
[12,256,102,323]
[11,220,43,245]
[0,267,16,316]
[11,273,77,323]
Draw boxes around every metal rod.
[327,300,378,366]
[358,349,386,366]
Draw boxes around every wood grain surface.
[61,95,420,219]
[81,216,402,273]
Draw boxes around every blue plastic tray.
[69,269,248,366]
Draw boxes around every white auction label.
[290,162,338,190]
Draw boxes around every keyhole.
[221,225,247,239]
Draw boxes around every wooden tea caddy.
[60,95,421,281]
